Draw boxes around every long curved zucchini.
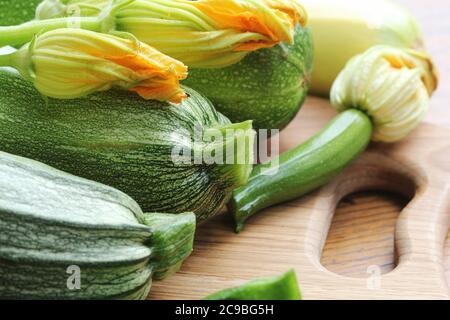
[0,68,254,222]
[0,151,195,300]
[230,110,372,232]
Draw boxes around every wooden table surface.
[152,0,450,299]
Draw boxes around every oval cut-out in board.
[445,229,450,288]
[321,191,410,278]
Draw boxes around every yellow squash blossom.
[6,28,188,102]
[35,0,308,68]
[331,46,438,142]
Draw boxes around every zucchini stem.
[204,120,256,188]
[0,52,13,68]
[143,212,196,280]
[229,109,373,233]
[0,18,103,47]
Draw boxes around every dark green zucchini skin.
[0,0,41,26]
[184,26,314,131]
[0,69,252,221]
[0,151,195,300]
[230,109,373,232]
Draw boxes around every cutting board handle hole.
[321,190,410,278]
[445,228,450,288]
[319,160,417,279]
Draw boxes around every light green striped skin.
[0,69,253,221]
[0,151,195,300]
[184,26,314,131]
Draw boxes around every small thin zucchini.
[230,109,372,232]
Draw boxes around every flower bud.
[8,28,188,103]
[36,0,108,20]
[35,0,308,68]
[331,45,438,142]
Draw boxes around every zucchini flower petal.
[331,45,438,142]
[35,0,124,19]
[190,0,307,48]
[35,0,308,68]
[8,28,188,103]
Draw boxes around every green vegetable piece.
[230,109,372,232]
[205,270,301,301]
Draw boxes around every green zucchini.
[230,109,372,232]
[205,270,301,300]
[184,26,314,131]
[0,151,196,300]
[0,68,254,222]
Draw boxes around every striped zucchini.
[0,151,195,300]
[0,69,254,222]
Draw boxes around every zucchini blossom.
[3,28,188,102]
[34,0,308,68]
[331,46,438,142]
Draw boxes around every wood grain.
[150,0,450,300]
[321,192,407,278]
[395,0,450,291]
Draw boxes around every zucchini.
[205,270,301,300]
[184,26,314,130]
[230,109,372,232]
[0,151,196,300]
[0,68,254,222]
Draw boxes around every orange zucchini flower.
[191,0,307,51]
[6,28,188,103]
[35,0,308,68]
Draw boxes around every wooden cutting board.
[149,97,450,300]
